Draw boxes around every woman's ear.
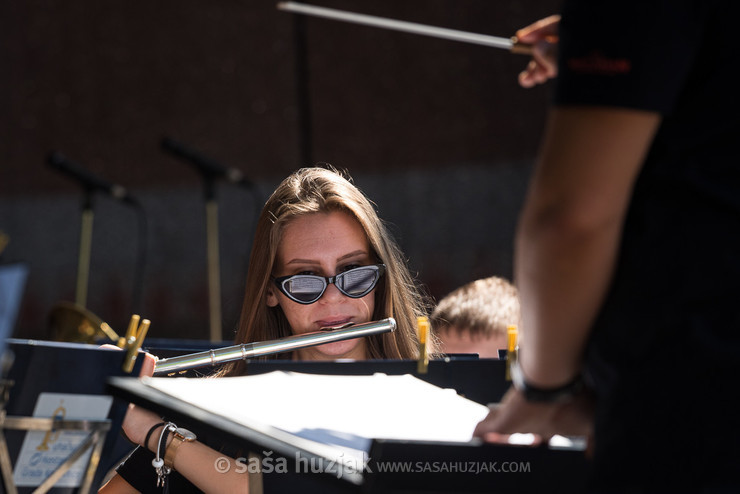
[266,286,279,307]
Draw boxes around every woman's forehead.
[277,211,370,264]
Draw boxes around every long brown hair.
[223,166,434,375]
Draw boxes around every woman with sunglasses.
[100,166,434,493]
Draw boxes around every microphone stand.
[203,178,223,343]
[160,138,260,343]
[49,152,147,327]
[75,189,95,308]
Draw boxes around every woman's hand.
[100,344,161,449]
[515,15,560,88]
[121,350,160,449]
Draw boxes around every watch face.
[177,428,197,441]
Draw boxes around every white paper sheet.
[144,371,490,461]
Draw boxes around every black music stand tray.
[0,339,144,494]
[242,357,510,405]
[107,361,590,494]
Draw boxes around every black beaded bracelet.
[143,421,166,452]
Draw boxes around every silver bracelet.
[152,422,176,487]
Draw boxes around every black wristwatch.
[510,359,584,403]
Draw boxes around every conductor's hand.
[515,15,560,88]
[472,386,595,454]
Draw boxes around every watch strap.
[510,359,583,403]
[164,428,196,470]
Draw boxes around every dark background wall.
[1,0,561,343]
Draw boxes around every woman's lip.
[317,319,354,331]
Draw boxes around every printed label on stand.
[12,392,112,487]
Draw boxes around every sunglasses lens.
[337,266,380,297]
[276,265,384,304]
[283,277,326,303]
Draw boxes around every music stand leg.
[0,412,19,494]
[32,423,109,494]
[79,429,107,494]
[0,416,110,494]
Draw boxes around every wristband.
[510,359,583,403]
[143,421,166,452]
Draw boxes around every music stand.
[0,339,144,493]
[107,370,590,493]
[223,359,589,493]
[241,357,510,405]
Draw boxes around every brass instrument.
[48,305,150,373]
[153,318,396,376]
[0,231,9,255]
[47,301,120,344]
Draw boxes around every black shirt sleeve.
[554,0,705,114]
[115,447,162,494]
[116,446,203,493]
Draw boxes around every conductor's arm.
[474,105,661,441]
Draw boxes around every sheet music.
[144,371,491,462]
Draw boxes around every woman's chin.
[301,340,365,360]
[321,339,361,356]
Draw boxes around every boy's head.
[430,276,520,358]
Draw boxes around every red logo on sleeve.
[566,51,631,76]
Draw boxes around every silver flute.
[153,318,396,375]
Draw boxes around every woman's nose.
[320,282,344,302]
